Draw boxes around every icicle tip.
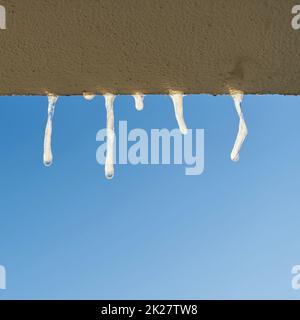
[133,93,145,111]
[83,92,96,101]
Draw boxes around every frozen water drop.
[83,92,95,101]
[43,95,59,167]
[105,172,114,180]
[44,160,52,167]
[170,93,188,135]
[133,93,144,111]
[104,94,116,180]
[230,91,248,162]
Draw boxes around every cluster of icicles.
[43,91,248,179]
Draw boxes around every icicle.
[170,93,188,135]
[230,91,248,162]
[43,95,59,167]
[83,92,95,101]
[133,93,144,111]
[104,94,116,179]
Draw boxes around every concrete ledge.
[0,0,299,95]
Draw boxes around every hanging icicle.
[104,94,116,179]
[133,93,144,111]
[83,92,96,101]
[230,91,248,162]
[170,93,188,135]
[43,95,59,167]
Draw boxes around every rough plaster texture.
[0,0,299,95]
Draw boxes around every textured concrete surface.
[0,0,299,95]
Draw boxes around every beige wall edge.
[0,0,299,95]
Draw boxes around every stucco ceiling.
[0,0,299,95]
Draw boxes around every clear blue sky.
[0,94,300,299]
